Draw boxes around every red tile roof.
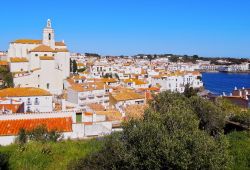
[0,104,23,113]
[55,42,66,46]
[0,87,52,97]
[0,117,72,136]
[30,45,55,52]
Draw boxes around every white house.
[151,71,203,93]
[0,87,53,112]
[67,82,112,107]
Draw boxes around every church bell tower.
[43,19,55,49]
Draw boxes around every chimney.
[234,86,237,90]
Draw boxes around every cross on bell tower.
[43,19,55,49]
[47,19,51,28]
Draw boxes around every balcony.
[96,94,103,98]
[79,97,87,100]
[80,103,86,107]
[88,94,95,99]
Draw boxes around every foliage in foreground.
[227,131,250,169]
[71,92,231,170]
[0,139,103,170]
[16,125,62,144]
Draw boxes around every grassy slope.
[227,131,250,170]
[1,132,250,170]
[0,139,103,170]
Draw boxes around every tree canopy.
[71,91,231,170]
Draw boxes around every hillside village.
[0,20,249,146]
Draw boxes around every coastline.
[201,72,250,95]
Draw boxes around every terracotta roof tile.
[55,42,66,46]
[13,39,42,44]
[0,87,52,97]
[0,104,23,113]
[55,48,69,52]
[30,45,55,52]
[111,90,145,101]
[0,61,8,66]
[39,56,54,60]
[10,57,28,63]
[0,117,72,136]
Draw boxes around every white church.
[7,19,70,95]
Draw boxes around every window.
[47,83,50,89]
[44,54,47,56]
[27,106,31,112]
[27,98,31,105]
[34,98,39,105]
[48,33,51,40]
[35,54,38,56]
[38,74,40,78]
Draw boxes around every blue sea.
[202,72,250,95]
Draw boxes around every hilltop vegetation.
[135,53,249,64]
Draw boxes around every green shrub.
[227,131,250,169]
[0,152,9,170]
[16,124,63,144]
[71,91,231,169]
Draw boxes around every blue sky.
[0,0,250,57]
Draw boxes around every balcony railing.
[96,95,103,98]
[88,94,94,98]
[79,97,87,100]
[80,103,86,107]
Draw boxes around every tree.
[183,84,197,98]
[189,96,226,136]
[3,72,13,88]
[71,91,231,169]
[70,59,73,72]
[0,66,13,88]
[114,73,119,80]
[72,60,77,73]
[16,128,28,144]
[77,67,87,73]
[103,73,112,78]
[16,125,62,143]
